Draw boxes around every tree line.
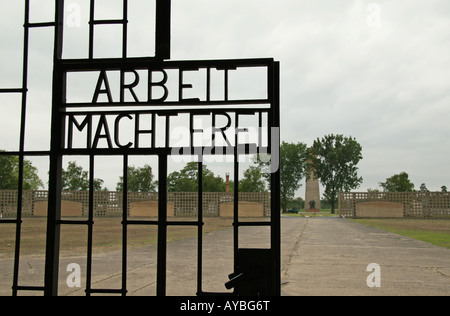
[0,155,266,193]
[0,134,366,214]
[373,171,447,193]
[3,135,447,214]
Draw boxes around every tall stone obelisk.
[305,157,320,211]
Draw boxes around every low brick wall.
[34,200,83,217]
[129,201,175,217]
[0,190,271,218]
[219,201,264,217]
[340,191,450,218]
[355,201,404,218]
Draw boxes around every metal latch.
[225,249,274,296]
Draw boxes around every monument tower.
[305,154,320,211]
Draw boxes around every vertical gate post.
[155,0,171,60]
[271,62,281,296]
[157,154,168,296]
[44,0,65,296]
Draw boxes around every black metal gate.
[0,0,280,296]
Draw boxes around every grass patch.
[351,218,450,249]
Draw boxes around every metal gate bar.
[0,0,56,296]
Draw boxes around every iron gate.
[0,0,280,296]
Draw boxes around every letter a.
[366,263,381,288]
[93,70,113,103]
[66,263,81,288]
[92,115,113,149]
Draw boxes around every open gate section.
[0,0,280,296]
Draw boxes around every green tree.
[0,154,43,190]
[62,161,104,191]
[116,164,157,192]
[420,183,429,192]
[239,166,267,192]
[257,141,308,213]
[310,134,363,214]
[167,162,226,192]
[379,172,414,192]
[287,197,305,210]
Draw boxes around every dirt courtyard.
[1,217,449,296]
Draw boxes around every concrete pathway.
[281,217,450,296]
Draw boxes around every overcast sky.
[1,0,450,196]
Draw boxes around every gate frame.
[0,0,280,296]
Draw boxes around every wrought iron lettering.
[66,110,268,152]
[63,60,270,107]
